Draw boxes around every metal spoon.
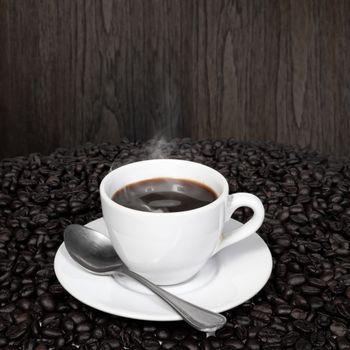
[64,224,227,332]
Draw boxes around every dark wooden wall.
[1,0,349,158]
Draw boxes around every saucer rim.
[54,218,273,321]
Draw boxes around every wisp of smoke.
[144,137,173,160]
[109,136,174,172]
[108,136,176,212]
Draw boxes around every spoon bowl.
[64,224,121,273]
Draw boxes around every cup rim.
[100,159,229,216]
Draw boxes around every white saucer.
[54,218,272,321]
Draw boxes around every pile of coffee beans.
[1,138,350,349]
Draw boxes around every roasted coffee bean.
[92,326,104,339]
[234,325,247,340]
[330,321,347,336]
[55,337,65,348]
[236,315,251,326]
[275,236,291,248]
[290,214,308,224]
[39,294,56,311]
[247,326,260,338]
[48,283,65,295]
[309,296,324,309]
[76,322,93,332]
[338,337,350,350]
[291,308,307,320]
[99,343,112,350]
[310,331,326,347]
[321,269,334,282]
[222,339,244,348]
[161,340,177,349]
[0,319,10,333]
[282,286,293,300]
[216,323,234,339]
[0,302,16,313]
[200,338,213,350]
[315,313,331,329]
[245,338,260,350]
[23,264,37,277]
[141,339,160,350]
[5,321,28,339]
[107,323,120,337]
[337,303,350,319]
[0,272,11,287]
[66,298,80,310]
[251,310,270,323]
[20,284,35,298]
[170,329,188,341]
[275,304,291,316]
[31,320,40,336]
[31,192,49,204]
[275,263,287,277]
[0,260,12,273]
[258,327,281,343]
[10,278,22,292]
[340,274,350,286]
[73,331,90,344]
[63,318,75,331]
[34,345,48,350]
[17,298,31,310]
[292,294,309,309]
[156,329,170,340]
[287,274,305,286]
[293,320,314,333]
[36,267,54,279]
[0,229,11,243]
[328,280,346,294]
[15,229,30,242]
[307,277,326,288]
[42,313,60,328]
[253,304,272,314]
[281,331,300,346]
[287,261,301,272]
[0,289,10,302]
[42,328,63,338]
[69,311,87,324]
[301,285,322,296]
[181,337,199,350]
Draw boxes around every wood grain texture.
[0,0,349,158]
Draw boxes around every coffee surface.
[112,177,217,212]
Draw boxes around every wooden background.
[0,0,349,159]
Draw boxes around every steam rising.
[144,137,173,160]
[110,136,175,172]
[109,136,177,212]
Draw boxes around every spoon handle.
[121,268,227,332]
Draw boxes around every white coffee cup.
[100,159,265,285]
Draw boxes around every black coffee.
[112,177,217,213]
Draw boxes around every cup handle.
[213,193,265,255]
